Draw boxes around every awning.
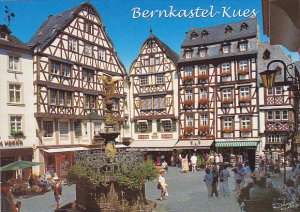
[42,147,88,153]
[129,140,177,151]
[259,105,293,110]
[215,141,258,147]
[174,140,214,149]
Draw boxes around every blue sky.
[0,0,298,70]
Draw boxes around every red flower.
[222,98,233,104]
[238,69,249,75]
[198,99,209,105]
[183,99,195,106]
[198,126,210,132]
[222,128,233,133]
[240,127,252,133]
[198,74,209,80]
[239,97,251,103]
[183,76,194,83]
[220,72,231,77]
[184,126,194,134]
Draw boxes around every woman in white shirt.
[158,170,168,200]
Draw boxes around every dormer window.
[225,25,233,34]
[198,48,207,58]
[240,22,248,31]
[185,50,193,59]
[0,32,7,40]
[191,31,198,39]
[201,30,209,38]
[239,42,247,52]
[263,49,271,60]
[147,40,153,48]
[222,45,230,54]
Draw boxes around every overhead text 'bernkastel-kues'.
[131,6,259,19]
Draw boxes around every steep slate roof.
[257,42,294,83]
[0,25,31,52]
[182,18,258,47]
[27,2,126,72]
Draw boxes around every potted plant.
[196,155,206,170]
[182,76,194,83]
[198,98,209,105]
[238,69,249,75]
[240,127,252,133]
[222,128,234,133]
[183,99,195,106]
[184,126,193,134]
[198,74,209,80]
[11,130,25,138]
[222,98,233,104]
[220,72,231,77]
[198,126,210,132]
[239,97,251,103]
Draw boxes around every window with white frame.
[275,111,281,120]
[150,57,155,65]
[223,117,233,130]
[185,50,193,59]
[186,115,193,126]
[140,76,148,85]
[199,49,207,58]
[144,59,149,66]
[239,43,247,51]
[222,45,230,53]
[68,38,77,52]
[98,48,105,61]
[275,86,283,95]
[185,67,193,76]
[62,64,71,77]
[59,122,69,138]
[9,84,21,103]
[85,95,96,109]
[94,122,101,135]
[282,110,288,120]
[51,61,60,75]
[267,88,273,96]
[82,69,94,82]
[58,91,64,106]
[84,20,93,34]
[43,121,54,137]
[161,120,172,132]
[222,88,232,100]
[9,56,19,70]
[66,92,72,106]
[186,90,193,100]
[241,116,251,129]
[200,114,208,126]
[267,110,289,121]
[199,89,208,99]
[267,111,273,120]
[199,65,207,75]
[267,134,282,143]
[112,99,119,111]
[10,116,22,134]
[138,121,148,132]
[50,90,56,105]
[155,57,160,64]
[240,87,250,98]
[84,44,92,57]
[239,60,248,71]
[221,63,230,72]
[156,74,164,84]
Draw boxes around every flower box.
[184,126,194,134]
[220,72,231,77]
[183,99,195,106]
[222,128,233,133]
[198,126,210,132]
[222,98,233,104]
[240,127,252,133]
[239,97,251,103]
[238,69,249,75]
[198,74,209,80]
[198,98,209,105]
[183,76,194,83]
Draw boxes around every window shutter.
[135,122,138,133]
[172,120,177,132]
[160,97,165,109]
[154,97,159,109]
[147,98,152,110]
[147,120,152,132]
[157,120,161,132]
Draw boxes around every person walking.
[211,166,219,197]
[191,153,197,172]
[158,170,168,201]
[53,178,62,209]
[204,168,213,199]
[219,164,230,196]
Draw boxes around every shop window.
[43,121,54,137]
[94,122,101,135]
[59,122,69,139]
[74,122,82,137]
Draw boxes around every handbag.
[157,183,161,190]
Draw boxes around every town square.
[1,0,300,211]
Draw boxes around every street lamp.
[190,136,201,152]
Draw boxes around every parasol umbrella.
[0,161,43,172]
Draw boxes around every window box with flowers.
[222,128,233,133]
[183,76,194,84]
[198,98,209,105]
[220,72,231,77]
[183,99,195,106]
[184,126,194,134]
[198,74,209,80]
[240,127,252,133]
[198,126,210,132]
[239,97,251,103]
[238,69,249,75]
[222,98,233,104]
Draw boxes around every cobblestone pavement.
[17,167,289,212]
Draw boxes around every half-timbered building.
[178,19,260,167]
[129,31,178,164]
[0,25,37,180]
[258,42,296,156]
[27,3,126,176]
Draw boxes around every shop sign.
[138,135,149,139]
[152,133,158,139]
[161,134,173,139]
